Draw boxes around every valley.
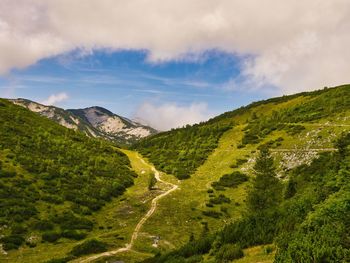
[1,85,350,263]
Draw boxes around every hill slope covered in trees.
[133,85,350,263]
[0,99,137,253]
[1,85,350,263]
[143,133,350,262]
[135,85,350,179]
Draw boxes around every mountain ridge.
[9,98,157,144]
[2,85,350,263]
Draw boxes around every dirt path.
[77,156,178,263]
[270,148,337,152]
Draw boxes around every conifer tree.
[247,148,282,212]
[148,173,157,190]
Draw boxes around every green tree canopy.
[247,148,282,212]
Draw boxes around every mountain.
[68,106,157,144]
[9,98,157,144]
[134,85,350,179]
[135,85,350,263]
[0,98,137,257]
[2,85,350,263]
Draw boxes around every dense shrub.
[54,212,93,231]
[211,171,248,189]
[34,220,54,231]
[61,230,87,240]
[202,211,222,218]
[0,234,25,250]
[215,244,244,262]
[209,194,231,205]
[42,231,61,243]
[70,239,108,256]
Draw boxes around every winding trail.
[77,156,178,263]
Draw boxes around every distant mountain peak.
[9,98,157,144]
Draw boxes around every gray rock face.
[9,98,157,144]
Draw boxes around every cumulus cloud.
[42,92,69,105]
[134,102,212,131]
[0,0,350,93]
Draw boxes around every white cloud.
[134,102,212,131]
[42,92,69,105]
[0,0,350,93]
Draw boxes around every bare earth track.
[77,157,178,263]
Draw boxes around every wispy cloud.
[140,73,214,89]
[134,101,213,130]
[15,75,68,84]
[42,92,69,105]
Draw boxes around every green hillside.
[0,99,137,257]
[143,134,350,262]
[131,85,350,263]
[134,123,232,179]
[1,85,350,263]
[135,86,350,179]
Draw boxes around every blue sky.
[1,1,348,129]
[0,49,270,129]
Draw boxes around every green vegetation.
[0,235,25,250]
[211,171,248,190]
[246,148,282,212]
[0,99,136,252]
[142,234,214,263]
[131,85,350,263]
[135,123,232,179]
[144,132,350,262]
[215,243,244,262]
[148,173,157,190]
[70,239,108,257]
[208,194,231,205]
[2,85,350,263]
[241,86,350,147]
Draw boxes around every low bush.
[70,239,108,256]
[61,230,87,240]
[202,211,222,218]
[215,244,244,262]
[1,234,25,250]
[209,194,231,205]
[42,231,61,243]
[212,171,248,189]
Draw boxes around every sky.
[0,0,349,130]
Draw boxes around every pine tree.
[247,148,282,212]
[148,173,157,190]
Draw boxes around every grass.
[132,126,252,255]
[0,150,157,263]
[94,250,153,263]
[233,245,275,263]
[102,106,350,262]
[2,91,350,263]
[127,107,350,261]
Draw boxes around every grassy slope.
[0,100,156,262]
[129,86,350,262]
[1,149,158,263]
[75,85,350,262]
[2,86,350,263]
